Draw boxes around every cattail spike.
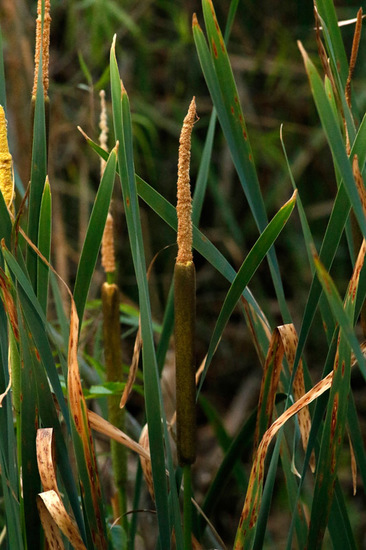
[99,90,109,177]
[345,8,363,109]
[176,97,197,264]
[101,212,116,275]
[32,0,51,98]
[0,106,14,208]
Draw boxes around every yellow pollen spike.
[0,106,14,208]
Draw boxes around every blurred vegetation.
[1,0,366,548]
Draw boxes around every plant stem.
[101,282,128,531]
[183,464,192,550]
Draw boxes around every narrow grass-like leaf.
[234,368,335,549]
[308,242,366,547]
[192,109,216,226]
[78,132,266,322]
[315,12,355,143]
[0,446,23,549]
[198,191,297,394]
[253,329,284,453]
[37,177,51,314]
[347,392,366,488]
[312,252,366,376]
[73,144,117,324]
[315,0,349,90]
[2,245,69,422]
[308,332,351,548]
[15,286,86,538]
[299,43,366,240]
[195,1,290,322]
[27,47,47,291]
[293,111,366,376]
[18,302,42,549]
[110,39,177,548]
[0,185,12,249]
[328,479,357,550]
[199,407,257,535]
[0,296,22,549]
[253,435,281,550]
[68,301,107,549]
[199,0,265,229]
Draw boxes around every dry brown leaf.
[253,329,284,454]
[139,424,154,500]
[87,408,150,460]
[36,428,59,494]
[120,321,142,408]
[68,301,106,549]
[278,324,315,472]
[238,370,333,533]
[352,155,366,216]
[37,494,65,550]
[37,490,86,550]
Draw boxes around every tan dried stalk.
[32,0,51,98]
[176,97,197,264]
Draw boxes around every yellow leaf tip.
[297,40,308,62]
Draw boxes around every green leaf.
[198,191,297,395]
[194,1,290,322]
[110,38,181,549]
[299,43,366,240]
[73,145,117,324]
[27,41,47,291]
[37,178,51,314]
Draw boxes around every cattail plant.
[99,90,128,530]
[31,0,50,143]
[175,96,197,549]
[0,105,14,208]
[175,97,197,468]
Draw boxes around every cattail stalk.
[175,97,197,550]
[31,0,51,149]
[99,93,127,528]
[175,97,197,467]
[101,282,127,527]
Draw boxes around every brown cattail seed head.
[176,97,197,264]
[101,212,116,274]
[32,0,51,98]
[0,106,14,208]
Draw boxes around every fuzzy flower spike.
[0,106,14,208]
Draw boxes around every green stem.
[174,261,197,466]
[183,464,192,550]
[101,282,128,531]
